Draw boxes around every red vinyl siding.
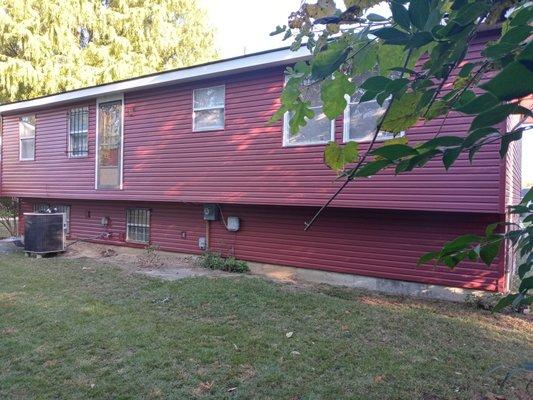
[19,198,504,291]
[1,30,506,214]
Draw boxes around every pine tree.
[0,0,218,102]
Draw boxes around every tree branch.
[304,48,414,230]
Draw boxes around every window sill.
[193,126,225,133]
[342,132,405,144]
[282,141,330,148]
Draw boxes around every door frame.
[95,93,125,190]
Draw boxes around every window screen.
[126,209,150,243]
[193,86,225,131]
[69,107,89,157]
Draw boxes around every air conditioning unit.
[24,213,65,255]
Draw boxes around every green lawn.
[0,255,531,399]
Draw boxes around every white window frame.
[68,106,89,158]
[95,94,124,190]
[343,95,405,143]
[282,77,334,147]
[192,85,225,132]
[126,208,151,244]
[19,115,36,161]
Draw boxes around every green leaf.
[419,135,464,150]
[453,2,489,26]
[441,234,480,256]
[480,61,533,101]
[311,41,350,80]
[462,128,499,148]
[454,90,476,109]
[367,13,388,22]
[352,42,378,75]
[442,147,462,170]
[408,0,429,31]
[425,100,449,119]
[509,5,533,27]
[355,159,391,177]
[517,40,533,62]
[407,31,433,49]
[372,27,410,45]
[499,129,523,158]
[470,104,532,131]
[500,25,533,45]
[270,25,287,36]
[458,62,475,78]
[360,90,378,103]
[519,276,533,292]
[483,42,518,59]
[289,101,315,134]
[479,239,502,266]
[371,144,418,161]
[386,78,410,95]
[381,91,423,133]
[485,222,500,237]
[518,262,532,279]
[493,293,520,313]
[269,106,287,124]
[361,76,391,92]
[520,186,533,205]
[324,141,359,172]
[390,1,410,31]
[456,93,500,115]
[377,44,408,75]
[321,72,356,119]
[417,251,438,266]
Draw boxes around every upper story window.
[193,85,225,132]
[283,81,334,146]
[68,107,89,157]
[126,208,150,244]
[343,73,405,143]
[19,115,36,161]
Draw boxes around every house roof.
[0,46,310,115]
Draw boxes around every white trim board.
[0,47,310,115]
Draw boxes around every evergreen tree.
[0,0,218,102]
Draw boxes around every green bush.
[199,252,249,273]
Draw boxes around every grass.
[0,254,531,399]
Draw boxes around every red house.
[0,27,521,296]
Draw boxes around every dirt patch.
[60,241,230,280]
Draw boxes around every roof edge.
[0,46,310,114]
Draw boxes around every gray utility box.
[203,204,219,221]
[24,213,65,254]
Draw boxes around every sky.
[198,0,531,187]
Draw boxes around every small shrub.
[223,257,249,273]
[137,244,163,268]
[199,252,249,273]
[465,293,504,311]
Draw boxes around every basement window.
[68,107,89,157]
[193,85,225,132]
[19,115,36,161]
[33,203,70,233]
[126,209,150,244]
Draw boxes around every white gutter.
[0,47,310,114]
